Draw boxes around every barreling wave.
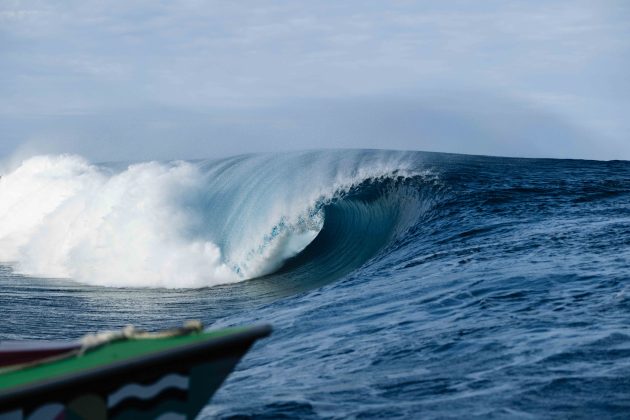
[0,150,436,288]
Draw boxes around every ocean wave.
[0,151,432,288]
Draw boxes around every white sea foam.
[0,155,239,287]
[0,152,419,288]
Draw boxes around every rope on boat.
[0,320,204,373]
[79,320,203,353]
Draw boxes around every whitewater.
[1,149,629,418]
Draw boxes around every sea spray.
[0,155,238,287]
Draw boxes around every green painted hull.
[0,324,271,419]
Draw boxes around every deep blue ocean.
[1,150,629,418]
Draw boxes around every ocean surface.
[1,150,629,418]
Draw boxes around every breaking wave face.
[0,151,433,288]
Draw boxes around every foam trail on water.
[0,151,421,288]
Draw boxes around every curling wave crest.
[0,151,432,288]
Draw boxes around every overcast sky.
[1,0,629,161]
